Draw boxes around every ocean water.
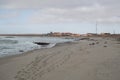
[0,36,73,58]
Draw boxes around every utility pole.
[96,21,98,34]
[113,29,115,34]
[113,25,116,34]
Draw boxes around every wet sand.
[0,37,120,80]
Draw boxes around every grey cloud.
[0,0,119,9]
[28,6,120,23]
[0,0,120,23]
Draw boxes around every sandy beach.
[0,37,120,80]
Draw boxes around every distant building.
[86,33,98,36]
[71,34,81,37]
[100,33,111,36]
[52,32,62,36]
[46,32,81,37]
[61,32,72,36]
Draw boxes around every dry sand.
[0,37,120,80]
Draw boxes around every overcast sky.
[0,0,120,34]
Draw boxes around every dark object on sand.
[116,38,120,41]
[89,43,95,45]
[92,43,95,45]
[34,42,50,45]
[116,43,120,44]
[104,45,107,47]
[19,50,24,52]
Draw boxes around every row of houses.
[84,33,111,37]
[47,32,81,37]
[0,33,119,37]
[47,32,119,37]
[83,33,120,37]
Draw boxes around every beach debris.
[91,43,95,45]
[116,38,120,41]
[33,42,50,45]
[19,50,24,52]
[104,45,107,47]
[89,42,95,45]
[116,43,120,44]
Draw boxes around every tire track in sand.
[14,48,73,80]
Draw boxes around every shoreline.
[0,36,75,59]
[0,41,75,64]
[0,37,120,80]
